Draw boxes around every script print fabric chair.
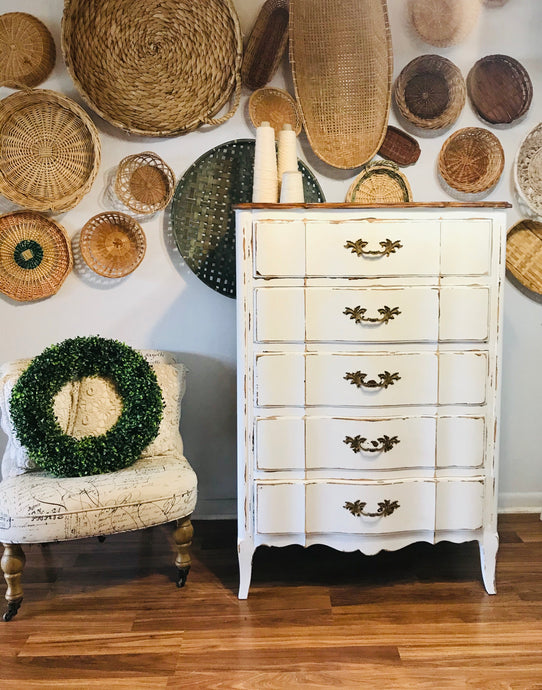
[0,350,197,621]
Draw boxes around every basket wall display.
[249,88,302,138]
[290,0,392,169]
[0,12,56,88]
[378,125,421,166]
[61,0,243,137]
[114,152,175,215]
[171,139,325,298]
[80,212,147,279]
[408,0,482,47]
[515,123,542,217]
[0,89,101,213]
[242,0,290,91]
[467,55,533,126]
[506,219,542,298]
[394,54,466,132]
[0,211,72,302]
[438,127,505,196]
[346,161,413,203]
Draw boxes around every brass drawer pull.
[344,370,401,389]
[344,434,400,453]
[344,499,400,518]
[344,238,402,258]
[343,305,401,325]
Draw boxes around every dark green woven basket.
[171,138,325,298]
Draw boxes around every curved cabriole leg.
[1,544,25,621]
[173,516,193,588]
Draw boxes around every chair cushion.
[0,454,197,543]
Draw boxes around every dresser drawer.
[255,286,489,343]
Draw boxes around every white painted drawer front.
[441,220,492,276]
[306,220,440,277]
[436,416,485,468]
[439,287,489,341]
[254,221,305,276]
[436,479,484,530]
[256,482,305,534]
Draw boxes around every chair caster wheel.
[176,566,190,588]
[3,599,22,622]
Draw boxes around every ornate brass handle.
[343,305,401,325]
[344,434,400,454]
[344,499,400,518]
[344,370,401,389]
[344,238,403,258]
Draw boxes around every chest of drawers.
[235,203,508,598]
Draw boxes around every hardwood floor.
[0,514,541,689]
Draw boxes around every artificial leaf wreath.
[9,336,164,477]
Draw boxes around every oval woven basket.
[506,219,542,297]
[114,152,175,215]
[80,212,146,278]
[249,88,302,138]
[378,126,421,166]
[394,54,466,131]
[346,161,413,204]
[0,89,101,213]
[408,0,481,47]
[515,123,542,217]
[438,127,504,195]
[467,55,532,125]
[0,211,72,302]
[61,0,243,137]
[290,0,392,169]
[242,0,289,91]
[0,12,56,88]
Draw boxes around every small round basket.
[80,212,146,279]
[506,219,542,298]
[438,127,504,195]
[394,54,466,131]
[114,152,175,215]
[249,88,302,138]
[0,89,101,213]
[408,0,481,47]
[0,211,72,302]
[346,161,412,204]
[0,12,55,88]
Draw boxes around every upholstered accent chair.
[0,350,197,620]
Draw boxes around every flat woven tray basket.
[0,12,56,88]
[0,211,72,302]
[114,152,175,215]
[242,0,290,91]
[80,212,146,278]
[346,161,412,203]
[290,0,392,169]
[0,89,101,213]
[61,0,243,137]
[506,219,542,297]
[408,0,481,47]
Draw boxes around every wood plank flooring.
[0,514,541,689]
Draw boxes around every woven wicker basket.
[0,12,56,88]
[0,89,101,213]
[408,0,482,47]
[378,126,421,166]
[80,212,146,278]
[249,88,302,137]
[114,152,175,215]
[394,54,465,132]
[290,0,392,169]
[438,127,504,195]
[61,0,243,137]
[346,161,413,203]
[515,123,542,217]
[506,219,542,297]
[242,0,289,91]
[0,211,72,302]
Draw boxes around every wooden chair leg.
[1,544,25,621]
[173,516,193,588]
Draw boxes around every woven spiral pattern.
[0,12,55,88]
[61,0,243,137]
[114,151,175,215]
[0,211,72,302]
[346,161,413,203]
[0,89,101,213]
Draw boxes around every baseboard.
[192,498,236,520]
[498,492,542,514]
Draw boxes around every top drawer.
[253,219,492,278]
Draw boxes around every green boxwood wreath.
[9,336,164,477]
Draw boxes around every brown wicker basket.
[0,211,72,302]
[394,54,466,132]
[249,88,302,137]
[0,12,56,88]
[114,152,175,215]
[506,219,542,297]
[290,0,392,169]
[438,127,504,195]
[408,0,482,47]
[378,126,421,166]
[346,161,413,203]
[242,0,289,91]
[80,212,146,278]
[61,0,243,137]
[467,55,532,125]
[0,89,101,213]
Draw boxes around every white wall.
[0,0,540,515]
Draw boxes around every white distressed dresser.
[235,202,509,599]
